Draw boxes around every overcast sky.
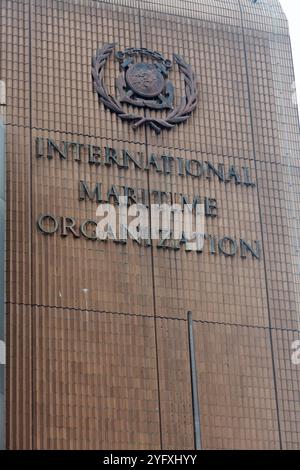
[280,0,300,107]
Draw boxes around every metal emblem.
[92,44,197,134]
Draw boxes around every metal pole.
[187,311,202,450]
[0,108,6,449]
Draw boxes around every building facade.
[1,0,300,449]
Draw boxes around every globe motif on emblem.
[125,63,165,98]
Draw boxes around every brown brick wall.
[2,0,300,449]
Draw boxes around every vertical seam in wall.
[138,2,163,449]
[29,0,34,451]
[1,0,6,451]
[238,0,283,449]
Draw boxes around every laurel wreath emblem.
[91,43,197,134]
